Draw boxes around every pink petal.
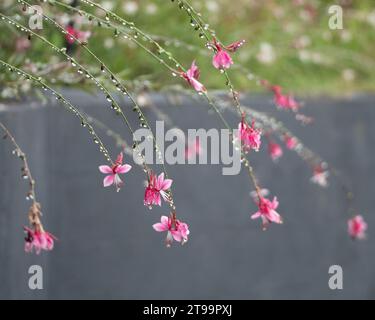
[103,175,115,187]
[157,173,165,188]
[171,230,182,242]
[116,164,132,174]
[213,51,233,70]
[271,197,279,210]
[251,212,261,220]
[161,179,173,191]
[160,216,169,226]
[153,223,168,232]
[268,210,282,224]
[99,165,113,174]
[153,216,169,232]
[190,77,206,92]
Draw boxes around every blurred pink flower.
[99,152,132,192]
[153,215,190,246]
[144,172,173,207]
[65,25,91,44]
[251,196,283,230]
[311,166,329,188]
[181,61,206,93]
[24,227,57,254]
[284,134,298,150]
[238,115,262,152]
[348,215,367,240]
[15,37,31,53]
[271,85,300,111]
[268,141,283,161]
[185,138,202,160]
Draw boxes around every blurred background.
[0,0,375,299]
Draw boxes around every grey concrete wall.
[0,92,374,300]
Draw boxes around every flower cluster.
[144,172,173,208]
[153,215,190,247]
[24,202,57,254]
[238,114,262,152]
[99,152,187,247]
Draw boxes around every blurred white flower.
[294,35,311,49]
[122,1,139,15]
[342,69,356,82]
[322,31,332,41]
[206,1,219,13]
[256,43,276,65]
[59,14,71,26]
[298,50,311,62]
[20,82,31,93]
[1,87,17,99]
[273,7,285,19]
[101,1,114,11]
[340,30,352,43]
[367,11,375,28]
[104,38,114,49]
[146,3,158,15]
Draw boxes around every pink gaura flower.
[251,196,283,230]
[144,172,173,207]
[311,165,329,188]
[24,227,57,255]
[153,215,190,247]
[284,134,298,150]
[15,37,31,53]
[348,215,367,240]
[271,85,300,112]
[185,138,202,160]
[181,61,206,93]
[65,25,91,45]
[99,152,132,192]
[212,39,245,70]
[268,141,283,161]
[238,114,262,152]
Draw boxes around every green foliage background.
[1,0,374,96]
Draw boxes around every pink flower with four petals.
[99,152,132,192]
